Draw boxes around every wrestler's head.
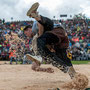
[24,25,33,38]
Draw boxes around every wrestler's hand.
[46,45,55,52]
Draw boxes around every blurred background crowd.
[0,16,90,64]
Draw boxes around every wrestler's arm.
[31,62,54,73]
[37,22,44,37]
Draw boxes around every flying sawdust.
[62,72,89,90]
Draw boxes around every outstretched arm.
[31,62,54,73]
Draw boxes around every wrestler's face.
[24,28,32,38]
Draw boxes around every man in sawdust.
[24,2,76,78]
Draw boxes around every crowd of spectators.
[60,18,90,60]
[0,19,32,63]
[0,17,90,63]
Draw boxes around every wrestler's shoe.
[26,54,42,64]
[67,66,76,79]
[27,2,39,18]
[60,65,69,73]
[60,66,76,79]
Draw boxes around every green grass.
[71,60,90,64]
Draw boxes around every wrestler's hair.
[23,25,32,31]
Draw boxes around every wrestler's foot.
[60,65,76,79]
[58,65,68,73]
[60,66,76,79]
[55,64,69,73]
[67,66,76,79]
[27,2,39,18]
[26,54,42,64]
